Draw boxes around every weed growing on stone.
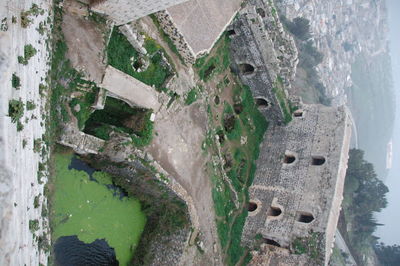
[18,44,37,65]
[8,99,24,123]
[12,73,21,89]
[27,101,37,110]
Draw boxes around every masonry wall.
[242,104,352,264]
[90,0,188,25]
[229,0,299,125]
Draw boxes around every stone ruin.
[227,1,353,265]
[243,104,352,265]
[229,0,299,125]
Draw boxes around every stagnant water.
[54,236,118,266]
[52,153,146,265]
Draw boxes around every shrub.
[29,219,39,232]
[12,73,21,89]
[26,101,36,110]
[8,99,24,123]
[17,121,24,131]
[18,44,37,65]
[34,195,40,208]
[185,87,198,105]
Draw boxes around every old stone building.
[155,0,242,63]
[89,0,189,25]
[242,104,352,265]
[229,0,299,124]
[225,1,353,265]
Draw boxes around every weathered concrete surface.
[0,1,51,265]
[90,0,189,26]
[163,0,242,56]
[100,66,161,111]
[242,104,352,265]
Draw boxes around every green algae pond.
[51,153,146,265]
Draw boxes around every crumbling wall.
[241,104,352,265]
[155,10,196,64]
[229,0,299,125]
[0,1,52,265]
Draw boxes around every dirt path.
[147,95,223,265]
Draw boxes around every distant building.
[89,0,189,25]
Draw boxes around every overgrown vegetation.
[20,3,44,28]
[340,149,389,265]
[150,14,186,64]
[272,76,292,124]
[194,33,231,81]
[107,27,173,89]
[185,86,200,105]
[280,16,331,105]
[27,101,36,111]
[292,231,324,263]
[84,97,154,147]
[18,44,37,65]
[207,81,267,265]
[29,219,40,232]
[12,73,21,89]
[8,99,24,123]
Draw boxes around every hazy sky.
[375,0,400,245]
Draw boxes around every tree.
[374,243,400,266]
[287,17,311,40]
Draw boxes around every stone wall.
[242,104,352,265]
[90,0,189,26]
[155,10,196,64]
[0,1,52,265]
[229,0,299,125]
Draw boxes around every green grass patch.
[52,153,146,265]
[185,87,198,105]
[194,33,231,81]
[272,77,292,124]
[210,83,268,265]
[69,82,99,130]
[107,27,172,89]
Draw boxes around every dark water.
[68,156,128,199]
[54,236,119,266]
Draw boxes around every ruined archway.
[248,201,258,212]
[255,97,269,108]
[264,238,281,247]
[295,211,314,223]
[239,63,255,75]
[283,154,296,164]
[293,110,303,117]
[227,29,236,37]
[312,156,326,166]
[267,206,282,217]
